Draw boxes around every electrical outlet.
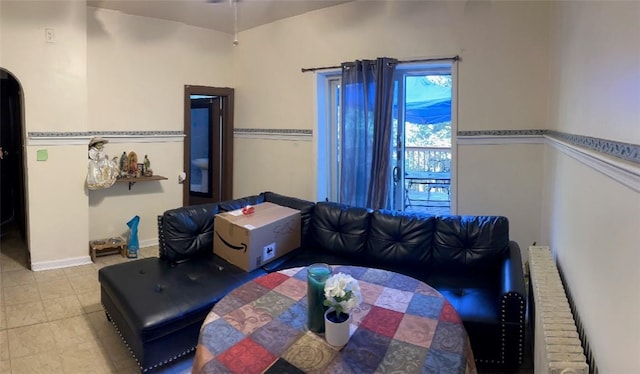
[45,28,55,44]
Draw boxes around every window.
[317,62,454,213]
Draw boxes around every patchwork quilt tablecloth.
[192,265,477,374]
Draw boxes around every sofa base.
[102,291,200,372]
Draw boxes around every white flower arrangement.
[323,272,363,319]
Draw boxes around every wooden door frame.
[183,85,234,206]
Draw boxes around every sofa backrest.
[432,215,509,273]
[262,191,316,244]
[217,195,264,212]
[367,210,435,270]
[159,195,264,263]
[159,203,220,263]
[309,202,371,259]
[307,202,510,274]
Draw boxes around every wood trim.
[183,85,234,207]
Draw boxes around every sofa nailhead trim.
[103,305,196,372]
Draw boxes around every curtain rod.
[301,55,460,73]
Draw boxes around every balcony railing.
[405,146,451,172]
[403,146,452,215]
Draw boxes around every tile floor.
[0,224,193,374]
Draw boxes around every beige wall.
[457,143,544,251]
[544,1,640,372]
[0,1,90,267]
[87,7,234,132]
[234,0,550,248]
[1,0,551,265]
[0,2,234,267]
[87,7,233,243]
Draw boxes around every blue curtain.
[339,58,397,209]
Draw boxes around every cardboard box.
[213,202,301,271]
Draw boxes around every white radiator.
[528,246,589,374]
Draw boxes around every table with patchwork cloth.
[191,265,477,373]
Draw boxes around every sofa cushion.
[99,256,267,343]
[310,202,371,259]
[367,210,435,270]
[160,203,219,263]
[432,215,509,273]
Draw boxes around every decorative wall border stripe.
[457,129,640,192]
[27,131,185,146]
[458,129,546,137]
[457,129,546,145]
[546,135,640,193]
[27,128,315,145]
[458,129,640,166]
[545,130,639,164]
[234,128,312,141]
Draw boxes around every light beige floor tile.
[37,277,75,300]
[1,269,35,288]
[113,363,142,374]
[85,310,117,338]
[0,307,8,330]
[0,306,6,330]
[59,340,113,374]
[49,315,95,348]
[95,254,128,267]
[3,284,40,306]
[42,294,84,321]
[101,332,138,370]
[33,268,67,284]
[9,350,64,374]
[0,257,28,272]
[63,264,97,278]
[0,329,8,361]
[68,274,100,294]
[76,289,103,313]
[0,359,10,373]
[139,246,158,258]
[7,323,55,358]
[5,301,47,328]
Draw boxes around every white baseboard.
[30,238,158,271]
[31,256,93,271]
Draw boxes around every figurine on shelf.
[119,151,128,178]
[86,137,118,190]
[127,151,138,177]
[143,155,153,176]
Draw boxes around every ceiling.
[87,0,350,35]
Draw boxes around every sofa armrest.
[499,240,526,370]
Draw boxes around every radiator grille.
[528,246,589,374]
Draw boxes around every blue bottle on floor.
[127,215,140,258]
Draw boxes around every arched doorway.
[1,68,29,268]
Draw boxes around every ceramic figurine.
[128,151,138,176]
[119,152,128,177]
[143,155,152,176]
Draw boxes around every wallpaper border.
[26,129,640,166]
[233,128,313,141]
[457,129,639,165]
[27,131,184,146]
